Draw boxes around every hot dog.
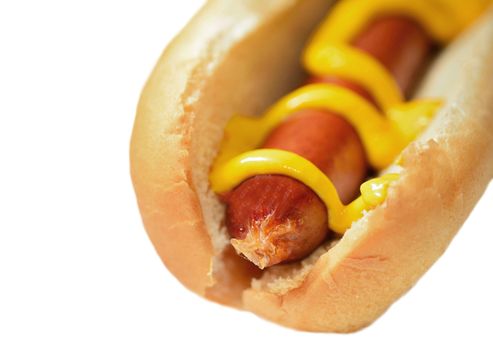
[130,0,493,332]
[224,110,366,268]
[225,16,432,269]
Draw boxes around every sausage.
[223,17,433,268]
[352,16,433,97]
[224,111,366,268]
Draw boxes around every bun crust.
[131,0,493,331]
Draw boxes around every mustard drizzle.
[209,0,491,234]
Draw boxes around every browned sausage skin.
[223,17,433,269]
[224,111,366,268]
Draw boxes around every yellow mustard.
[209,0,491,234]
[212,84,441,171]
[304,43,402,111]
[210,149,399,234]
[310,0,465,46]
[304,0,490,111]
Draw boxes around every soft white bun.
[130,0,493,332]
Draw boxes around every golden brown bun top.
[131,0,333,302]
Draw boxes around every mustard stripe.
[209,149,400,234]
[303,44,402,111]
[311,0,462,46]
[263,84,405,170]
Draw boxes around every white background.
[1,1,492,349]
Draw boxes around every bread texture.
[130,0,493,332]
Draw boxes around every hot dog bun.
[130,0,493,332]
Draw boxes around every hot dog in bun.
[130,0,493,332]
